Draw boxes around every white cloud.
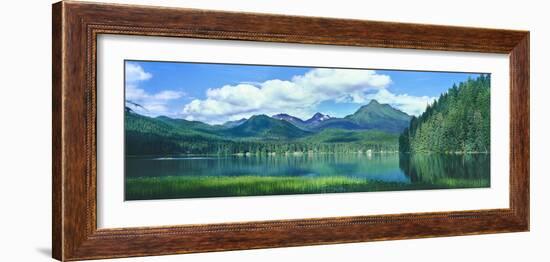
[365,89,437,116]
[125,63,184,117]
[153,90,184,100]
[181,68,392,124]
[126,63,152,83]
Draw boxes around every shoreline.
[125,151,491,158]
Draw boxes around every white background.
[98,35,509,228]
[0,0,547,261]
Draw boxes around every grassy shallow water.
[125,175,489,200]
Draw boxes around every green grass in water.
[125,175,489,200]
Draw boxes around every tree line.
[125,131,398,155]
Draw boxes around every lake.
[125,153,490,200]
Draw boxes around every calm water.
[126,153,490,186]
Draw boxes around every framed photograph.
[52,1,529,261]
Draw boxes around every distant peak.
[358,100,385,111]
[306,112,331,123]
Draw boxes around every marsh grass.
[125,175,489,200]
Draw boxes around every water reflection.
[399,153,490,184]
[126,153,490,187]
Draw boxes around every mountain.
[272,113,303,122]
[305,112,332,125]
[272,113,306,128]
[345,100,411,133]
[303,101,410,133]
[273,112,338,131]
[155,116,222,133]
[224,115,310,139]
[125,111,229,155]
[222,118,247,128]
[309,118,362,131]
[124,109,403,155]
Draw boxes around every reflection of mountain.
[125,100,410,155]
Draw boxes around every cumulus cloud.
[125,62,184,116]
[126,63,152,83]
[182,68,392,123]
[365,89,437,116]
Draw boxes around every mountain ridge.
[127,100,412,142]
[124,100,410,155]
[305,112,332,125]
[272,113,308,130]
[223,114,311,139]
[222,118,247,128]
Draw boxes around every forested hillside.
[124,100,408,155]
[125,111,399,155]
[399,75,490,153]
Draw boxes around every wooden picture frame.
[52,1,529,261]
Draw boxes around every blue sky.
[125,60,484,124]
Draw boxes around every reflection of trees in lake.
[127,153,402,178]
[399,153,490,184]
[126,153,491,199]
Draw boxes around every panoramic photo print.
[124,60,491,200]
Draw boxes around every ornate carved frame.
[52,1,529,261]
